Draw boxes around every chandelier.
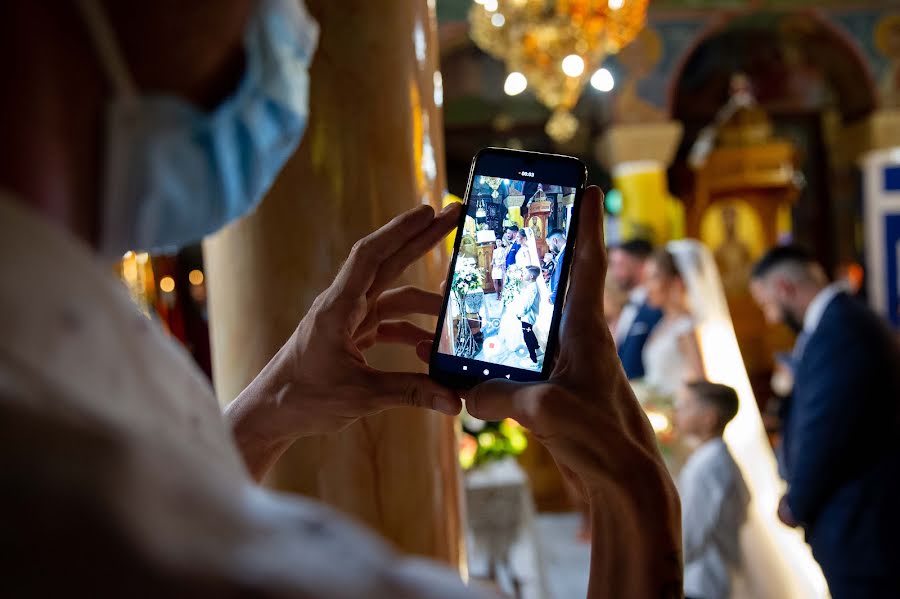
[469,0,649,142]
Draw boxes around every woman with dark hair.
[641,249,705,397]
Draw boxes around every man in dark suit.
[609,239,663,379]
[751,245,900,598]
[547,228,566,304]
[504,225,521,269]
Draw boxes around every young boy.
[517,266,542,365]
[674,380,750,599]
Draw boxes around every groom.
[504,225,521,270]
[751,245,900,598]
[518,266,543,364]
[547,228,566,304]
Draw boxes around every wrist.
[588,472,682,598]
[225,349,300,480]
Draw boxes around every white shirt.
[614,287,648,345]
[677,437,750,599]
[803,282,844,336]
[0,193,480,596]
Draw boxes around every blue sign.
[885,166,900,192]
[884,214,900,328]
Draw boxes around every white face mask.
[76,0,318,257]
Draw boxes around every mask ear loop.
[75,0,139,101]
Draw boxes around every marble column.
[202,0,464,569]
[596,121,683,244]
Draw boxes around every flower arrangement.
[452,262,485,299]
[459,415,528,470]
[631,380,677,456]
[501,265,525,306]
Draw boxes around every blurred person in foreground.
[0,1,681,596]
[608,238,663,379]
[751,245,900,598]
[674,381,749,599]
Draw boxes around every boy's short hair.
[525,266,541,279]
[686,380,739,430]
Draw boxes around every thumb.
[368,371,461,416]
[465,378,532,425]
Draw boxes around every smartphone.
[430,148,587,388]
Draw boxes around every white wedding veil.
[667,240,827,599]
[525,227,552,346]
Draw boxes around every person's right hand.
[465,186,683,598]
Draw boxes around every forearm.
[587,464,683,599]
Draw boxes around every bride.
[653,240,826,599]
[498,227,551,360]
[642,248,705,397]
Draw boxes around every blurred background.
[118,2,899,597]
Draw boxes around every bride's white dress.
[642,315,695,398]
[665,240,826,599]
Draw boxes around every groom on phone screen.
[547,228,566,304]
[609,239,663,379]
[504,225,521,270]
[519,266,542,364]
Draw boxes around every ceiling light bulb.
[491,13,505,27]
[504,72,528,96]
[608,0,625,10]
[591,67,615,92]
[561,54,585,78]
[483,0,498,12]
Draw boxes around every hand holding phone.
[465,187,683,597]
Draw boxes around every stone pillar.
[202,0,464,569]
[596,121,683,244]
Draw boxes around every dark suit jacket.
[617,302,662,380]
[784,292,900,595]
[549,247,564,304]
[505,242,520,268]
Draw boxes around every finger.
[368,371,461,416]
[369,203,462,297]
[375,320,434,347]
[464,378,534,426]
[375,286,443,322]
[355,286,442,342]
[415,340,433,364]
[562,186,607,332]
[331,205,437,301]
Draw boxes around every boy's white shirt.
[677,436,750,599]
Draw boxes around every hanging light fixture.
[469,0,648,142]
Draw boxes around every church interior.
[12,0,900,597]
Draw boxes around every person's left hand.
[226,203,463,480]
[777,494,798,527]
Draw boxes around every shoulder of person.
[809,293,893,359]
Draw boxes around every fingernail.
[433,393,459,415]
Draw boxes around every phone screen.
[430,148,586,387]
